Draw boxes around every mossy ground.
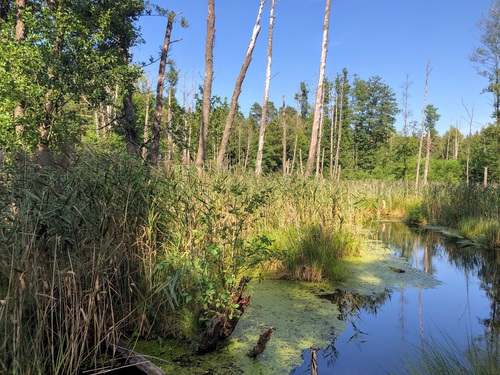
[131,240,441,374]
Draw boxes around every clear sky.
[133,0,494,135]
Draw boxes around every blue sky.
[133,0,493,135]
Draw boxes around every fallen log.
[111,341,166,375]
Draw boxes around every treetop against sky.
[133,0,493,135]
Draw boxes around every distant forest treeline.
[0,1,498,184]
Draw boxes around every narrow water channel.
[291,221,500,374]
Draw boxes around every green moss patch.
[341,239,442,294]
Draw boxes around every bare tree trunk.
[402,74,411,138]
[333,75,345,180]
[255,0,276,176]
[14,0,25,137]
[305,0,331,176]
[217,0,265,170]
[238,118,242,165]
[462,101,474,185]
[329,90,335,179]
[181,74,195,165]
[416,56,431,190]
[282,95,287,174]
[94,110,100,137]
[150,12,174,165]
[315,95,324,176]
[454,125,460,160]
[166,88,174,160]
[37,11,62,157]
[121,50,139,155]
[422,129,431,185]
[142,77,152,160]
[445,128,450,160]
[291,134,297,174]
[195,0,216,170]
[299,149,303,175]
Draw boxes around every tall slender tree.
[150,12,175,164]
[217,0,266,170]
[416,57,431,189]
[13,0,26,138]
[305,0,331,176]
[255,0,276,176]
[196,0,216,169]
[422,104,440,185]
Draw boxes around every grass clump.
[273,224,361,282]
[399,334,500,375]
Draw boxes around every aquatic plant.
[399,333,500,375]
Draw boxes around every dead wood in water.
[110,341,166,375]
[310,347,318,375]
[247,326,275,358]
[389,266,405,273]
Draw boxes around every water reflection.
[291,221,500,374]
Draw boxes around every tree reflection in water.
[291,221,500,374]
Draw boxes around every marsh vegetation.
[0,150,499,374]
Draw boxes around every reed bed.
[0,150,173,374]
[0,151,273,373]
[3,148,497,374]
[420,183,500,247]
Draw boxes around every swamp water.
[292,221,500,374]
[132,222,500,374]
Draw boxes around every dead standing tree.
[255,0,277,176]
[14,0,26,137]
[216,0,266,171]
[195,0,216,170]
[305,0,331,177]
[415,56,431,190]
[149,12,175,165]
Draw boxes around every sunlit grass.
[399,333,500,375]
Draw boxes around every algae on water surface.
[131,239,441,374]
[342,239,442,294]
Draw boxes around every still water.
[291,221,500,374]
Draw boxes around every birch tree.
[255,0,276,176]
[217,0,266,170]
[305,0,331,176]
[416,57,431,189]
[195,0,216,169]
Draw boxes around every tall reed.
[0,150,180,374]
[420,183,500,247]
[399,333,500,375]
